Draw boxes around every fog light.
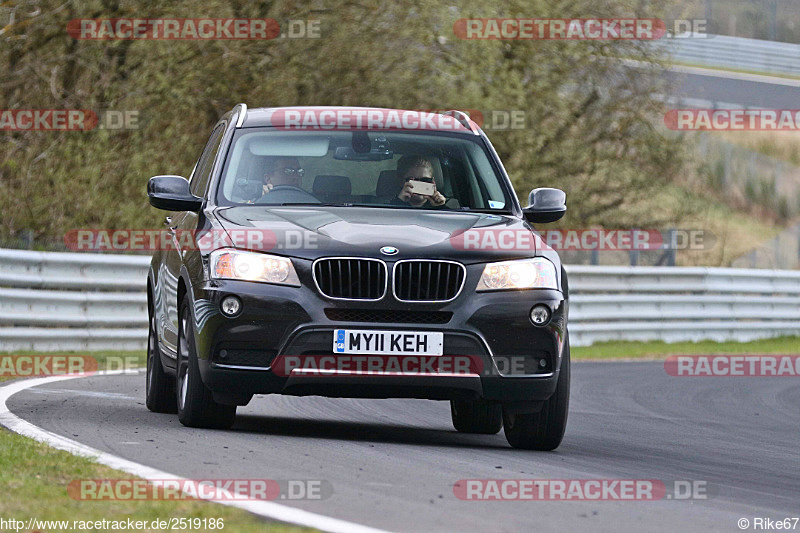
[539,358,547,368]
[221,296,242,317]
[530,304,551,326]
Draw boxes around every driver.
[391,155,446,208]
[262,156,304,195]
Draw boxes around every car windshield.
[216,129,514,212]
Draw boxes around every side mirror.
[147,175,202,212]
[522,187,566,223]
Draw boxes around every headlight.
[476,258,558,291]
[209,249,300,286]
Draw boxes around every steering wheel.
[255,184,320,204]
[269,184,308,193]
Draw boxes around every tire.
[451,399,502,434]
[146,311,177,413]
[503,335,570,450]
[176,296,236,429]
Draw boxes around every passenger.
[391,155,446,208]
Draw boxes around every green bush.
[1,0,687,241]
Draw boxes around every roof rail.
[234,103,247,127]
[441,110,479,134]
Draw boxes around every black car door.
[160,124,226,355]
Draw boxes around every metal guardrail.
[0,249,149,351]
[0,249,148,291]
[566,266,800,346]
[658,34,800,76]
[1,249,799,351]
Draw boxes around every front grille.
[393,260,466,302]
[324,308,453,324]
[314,258,387,300]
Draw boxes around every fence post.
[21,229,34,250]
[723,143,731,188]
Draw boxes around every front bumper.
[190,261,567,403]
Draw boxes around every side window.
[190,125,225,197]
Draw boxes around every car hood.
[212,206,538,263]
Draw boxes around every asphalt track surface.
[666,67,800,108]
[6,361,799,533]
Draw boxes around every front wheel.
[450,399,502,434]
[503,335,570,450]
[176,296,236,429]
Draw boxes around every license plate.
[333,329,443,356]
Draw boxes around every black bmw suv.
[146,105,570,450]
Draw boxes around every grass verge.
[0,350,313,533]
[572,336,800,360]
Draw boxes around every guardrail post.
[629,228,640,266]
[666,229,676,266]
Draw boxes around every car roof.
[236,106,482,135]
